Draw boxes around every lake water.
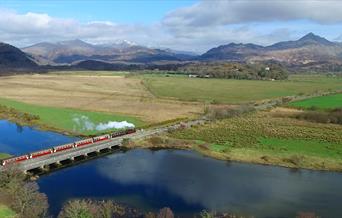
[1,120,342,218]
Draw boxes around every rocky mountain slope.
[23,40,195,64]
[200,33,342,69]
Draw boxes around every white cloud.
[163,0,342,28]
[0,8,165,48]
[0,1,342,53]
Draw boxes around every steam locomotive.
[1,128,136,166]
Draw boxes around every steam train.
[1,128,136,166]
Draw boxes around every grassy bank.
[289,93,342,110]
[0,205,16,218]
[0,98,144,136]
[0,153,11,159]
[169,111,342,171]
[143,74,342,104]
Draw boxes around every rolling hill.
[0,42,38,73]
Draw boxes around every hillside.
[0,42,38,73]
[23,40,195,64]
[200,33,342,70]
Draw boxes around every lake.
[1,120,341,217]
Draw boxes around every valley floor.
[0,72,341,171]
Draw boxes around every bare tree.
[0,165,48,218]
[157,207,174,218]
[58,200,93,218]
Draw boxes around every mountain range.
[1,33,342,72]
[200,33,342,67]
[22,39,195,65]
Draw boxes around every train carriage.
[30,149,53,158]
[93,134,110,143]
[111,128,136,138]
[53,143,75,153]
[74,138,93,147]
[1,155,29,166]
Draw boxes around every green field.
[171,112,342,170]
[0,153,11,159]
[259,138,342,159]
[289,93,342,110]
[0,205,15,218]
[143,74,342,104]
[0,98,144,135]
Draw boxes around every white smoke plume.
[95,121,135,131]
[72,115,135,131]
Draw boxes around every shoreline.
[1,111,341,172]
[127,136,342,173]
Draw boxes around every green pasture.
[143,74,342,104]
[289,93,342,110]
[0,98,144,135]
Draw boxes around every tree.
[157,207,174,218]
[0,165,48,218]
[58,200,92,218]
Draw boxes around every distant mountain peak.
[298,32,333,45]
[301,32,317,39]
[58,39,92,47]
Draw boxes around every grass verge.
[0,153,11,159]
[0,205,16,218]
[0,98,144,136]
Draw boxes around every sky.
[1,0,342,53]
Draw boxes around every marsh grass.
[171,111,342,171]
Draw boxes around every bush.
[293,108,342,125]
[206,105,255,120]
[149,136,164,146]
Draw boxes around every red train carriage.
[53,143,75,153]
[74,138,93,147]
[93,134,110,143]
[30,149,53,159]
[1,155,29,166]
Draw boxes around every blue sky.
[0,0,342,52]
[0,0,197,23]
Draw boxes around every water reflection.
[0,120,78,155]
[95,150,342,217]
[38,149,342,218]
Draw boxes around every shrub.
[157,207,174,218]
[206,105,255,120]
[293,108,342,125]
[149,136,164,146]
